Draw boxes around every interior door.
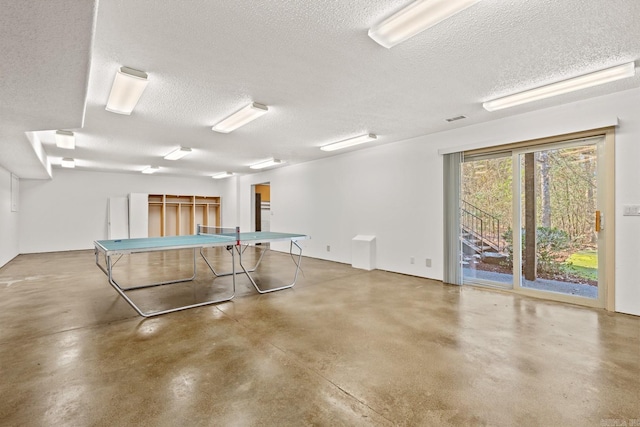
[255,192,262,232]
[108,196,129,239]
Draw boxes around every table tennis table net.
[197,225,239,239]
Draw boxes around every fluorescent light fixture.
[249,158,285,170]
[164,147,192,160]
[483,62,636,112]
[55,130,75,149]
[141,166,160,174]
[212,102,269,133]
[61,158,75,168]
[212,172,234,179]
[368,0,480,48]
[320,133,377,152]
[106,66,149,115]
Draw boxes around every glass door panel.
[461,155,513,288]
[516,140,600,300]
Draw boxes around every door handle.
[595,210,601,232]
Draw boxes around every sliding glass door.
[459,131,612,308]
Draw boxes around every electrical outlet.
[410,257,415,264]
[326,245,330,252]
[425,258,432,267]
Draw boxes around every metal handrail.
[461,200,505,253]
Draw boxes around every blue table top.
[95,231,308,253]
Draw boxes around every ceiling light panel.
[106,67,149,115]
[368,0,481,48]
[320,134,377,152]
[212,102,269,133]
[61,158,75,168]
[55,130,75,149]
[483,62,636,111]
[164,147,192,160]
[212,172,234,179]
[249,158,285,170]
[141,166,159,174]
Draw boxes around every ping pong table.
[94,226,309,317]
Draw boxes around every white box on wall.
[352,235,376,270]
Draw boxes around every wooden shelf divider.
[148,194,221,237]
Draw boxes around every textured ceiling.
[2,0,640,179]
[0,0,96,178]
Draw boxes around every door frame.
[460,127,615,310]
[510,133,613,309]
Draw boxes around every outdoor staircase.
[461,200,507,264]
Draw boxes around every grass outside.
[564,250,597,281]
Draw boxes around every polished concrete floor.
[0,248,638,426]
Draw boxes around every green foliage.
[461,157,513,228]
[503,226,572,274]
[535,227,570,274]
[463,145,600,282]
[541,148,597,245]
[566,250,598,269]
[463,145,598,249]
[564,251,598,280]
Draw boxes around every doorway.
[460,130,614,309]
[252,183,270,232]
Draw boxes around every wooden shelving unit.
[148,194,221,237]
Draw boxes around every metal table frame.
[95,241,237,317]
[202,239,304,294]
[94,231,308,317]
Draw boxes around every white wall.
[0,166,19,268]
[610,90,640,316]
[218,175,240,227]
[237,139,443,278]
[19,169,224,253]
[233,88,640,316]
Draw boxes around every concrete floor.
[0,248,638,426]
